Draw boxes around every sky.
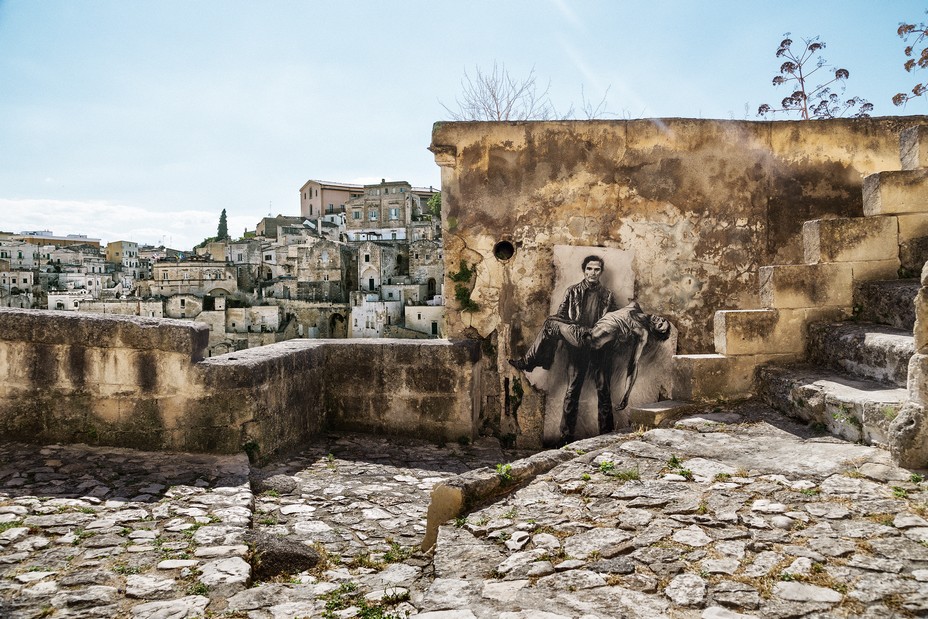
[1,0,926,250]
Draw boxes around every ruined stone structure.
[431,117,928,452]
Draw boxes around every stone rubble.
[0,400,926,618]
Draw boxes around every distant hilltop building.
[300,179,439,242]
[14,230,101,248]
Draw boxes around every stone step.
[802,216,899,277]
[758,364,908,449]
[854,279,919,331]
[807,321,915,388]
[627,400,695,429]
[863,168,928,216]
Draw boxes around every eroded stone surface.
[1,402,927,618]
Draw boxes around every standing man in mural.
[508,255,619,445]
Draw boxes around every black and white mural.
[508,246,676,446]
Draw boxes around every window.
[388,292,394,299]
[328,203,334,211]
[237,253,243,261]
[431,321,438,335]
[264,254,272,261]
[162,271,168,280]
[180,299,186,308]
[417,313,422,320]
[353,211,362,220]
[369,210,378,220]
[364,254,370,263]
[389,208,399,220]
[391,232,397,240]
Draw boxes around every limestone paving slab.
[2,403,928,618]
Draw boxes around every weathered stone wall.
[432,117,926,447]
[0,308,210,450]
[0,308,477,459]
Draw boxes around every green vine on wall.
[449,260,479,312]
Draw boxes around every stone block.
[0,308,209,359]
[847,259,902,283]
[672,353,782,401]
[901,237,928,276]
[898,213,928,241]
[917,289,928,351]
[863,169,928,216]
[855,279,919,331]
[715,310,777,356]
[628,400,693,429]
[889,402,928,468]
[901,125,928,171]
[803,217,898,264]
[759,263,852,309]
[908,353,928,406]
[714,308,849,356]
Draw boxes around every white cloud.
[0,198,217,251]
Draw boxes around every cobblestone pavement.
[1,401,927,618]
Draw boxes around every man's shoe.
[508,358,530,371]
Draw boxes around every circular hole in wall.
[493,240,515,261]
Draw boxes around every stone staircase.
[757,282,915,448]
[663,124,928,465]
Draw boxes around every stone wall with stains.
[0,308,477,459]
[431,117,926,447]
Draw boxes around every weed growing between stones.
[495,463,513,485]
[0,520,23,534]
[893,486,910,499]
[910,473,925,484]
[383,541,411,564]
[320,581,408,619]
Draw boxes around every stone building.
[288,239,356,302]
[349,292,403,338]
[345,180,421,242]
[357,240,399,293]
[150,258,238,298]
[404,304,444,337]
[408,238,443,300]
[256,215,305,240]
[299,180,364,219]
[0,240,40,269]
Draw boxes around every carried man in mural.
[509,255,671,445]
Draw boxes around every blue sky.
[1,0,925,250]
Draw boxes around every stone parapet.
[0,307,209,359]
[0,309,482,458]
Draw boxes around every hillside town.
[0,179,443,356]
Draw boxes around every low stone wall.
[0,308,477,459]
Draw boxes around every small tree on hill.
[894,14,928,107]
[757,34,872,120]
[217,209,229,241]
